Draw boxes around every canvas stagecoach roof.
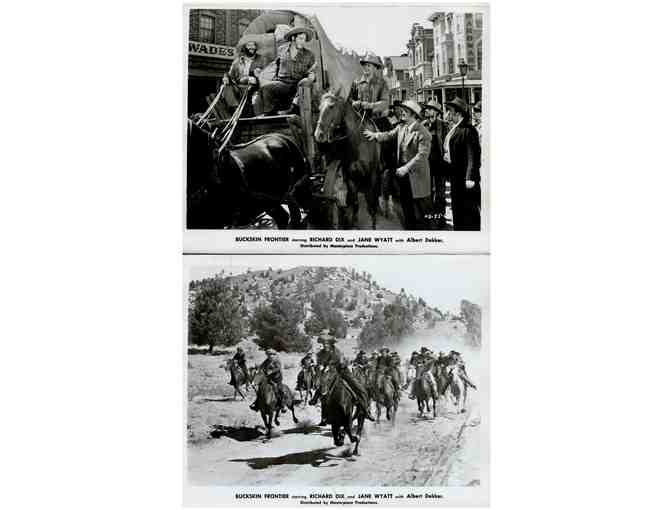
[241,10,363,98]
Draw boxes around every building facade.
[406,23,434,103]
[382,55,412,103]
[187,8,263,115]
[426,11,484,109]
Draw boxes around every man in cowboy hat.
[256,26,316,116]
[250,348,287,412]
[350,52,390,120]
[443,96,481,231]
[363,99,432,230]
[353,349,368,368]
[472,101,482,141]
[447,350,477,389]
[422,99,448,225]
[409,346,438,399]
[230,346,249,384]
[316,334,376,422]
[221,37,265,117]
[296,349,315,391]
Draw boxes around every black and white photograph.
[184,254,489,506]
[185,5,487,236]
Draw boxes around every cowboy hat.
[359,51,383,69]
[284,26,314,42]
[423,99,443,115]
[399,99,423,119]
[237,35,259,49]
[445,96,469,116]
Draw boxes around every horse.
[186,119,312,229]
[373,374,398,423]
[313,92,386,229]
[403,364,417,390]
[433,363,450,399]
[445,365,475,414]
[319,369,365,455]
[412,371,437,418]
[226,358,252,401]
[251,371,298,438]
[296,365,316,407]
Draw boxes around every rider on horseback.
[250,349,287,413]
[230,347,249,384]
[353,349,368,367]
[446,350,477,390]
[296,349,315,390]
[409,347,438,399]
[315,335,375,422]
[375,347,400,400]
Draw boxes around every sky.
[299,4,439,56]
[186,254,489,313]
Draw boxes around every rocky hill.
[188,266,481,357]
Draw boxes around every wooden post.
[299,85,315,163]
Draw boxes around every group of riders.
[230,331,477,426]
[203,25,481,231]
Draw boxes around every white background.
[1,1,672,509]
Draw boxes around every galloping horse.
[296,365,316,407]
[251,371,298,438]
[433,363,450,399]
[186,119,312,229]
[445,365,476,414]
[314,92,385,229]
[319,369,365,455]
[227,358,252,401]
[374,374,398,423]
[412,371,437,418]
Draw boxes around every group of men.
[215,29,482,232]
[237,335,476,422]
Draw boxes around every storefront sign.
[188,41,235,59]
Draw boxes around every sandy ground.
[187,333,482,487]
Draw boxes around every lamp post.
[458,58,469,103]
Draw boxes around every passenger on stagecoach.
[250,348,287,413]
[221,37,264,117]
[256,26,316,116]
[316,334,375,421]
[364,100,432,230]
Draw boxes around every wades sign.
[188,41,235,59]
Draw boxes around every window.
[199,15,215,43]
[477,41,483,70]
[476,13,483,29]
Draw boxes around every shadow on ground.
[230,447,346,470]
[210,425,264,441]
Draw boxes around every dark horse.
[186,119,312,229]
[314,92,386,229]
[412,371,437,418]
[296,365,316,407]
[251,372,298,438]
[374,374,398,423]
[319,370,365,455]
[226,358,252,401]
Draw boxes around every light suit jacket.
[374,120,431,198]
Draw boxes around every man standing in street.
[443,96,481,231]
[422,99,448,227]
[363,100,432,230]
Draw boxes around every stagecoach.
[188,10,377,230]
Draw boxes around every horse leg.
[433,397,437,418]
[376,401,381,423]
[345,412,360,454]
[461,385,468,414]
[289,400,298,424]
[332,423,344,447]
[263,412,272,438]
[274,407,281,426]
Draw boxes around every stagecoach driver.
[321,336,376,422]
[221,37,264,117]
[256,26,316,116]
[250,348,287,413]
[363,100,432,230]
